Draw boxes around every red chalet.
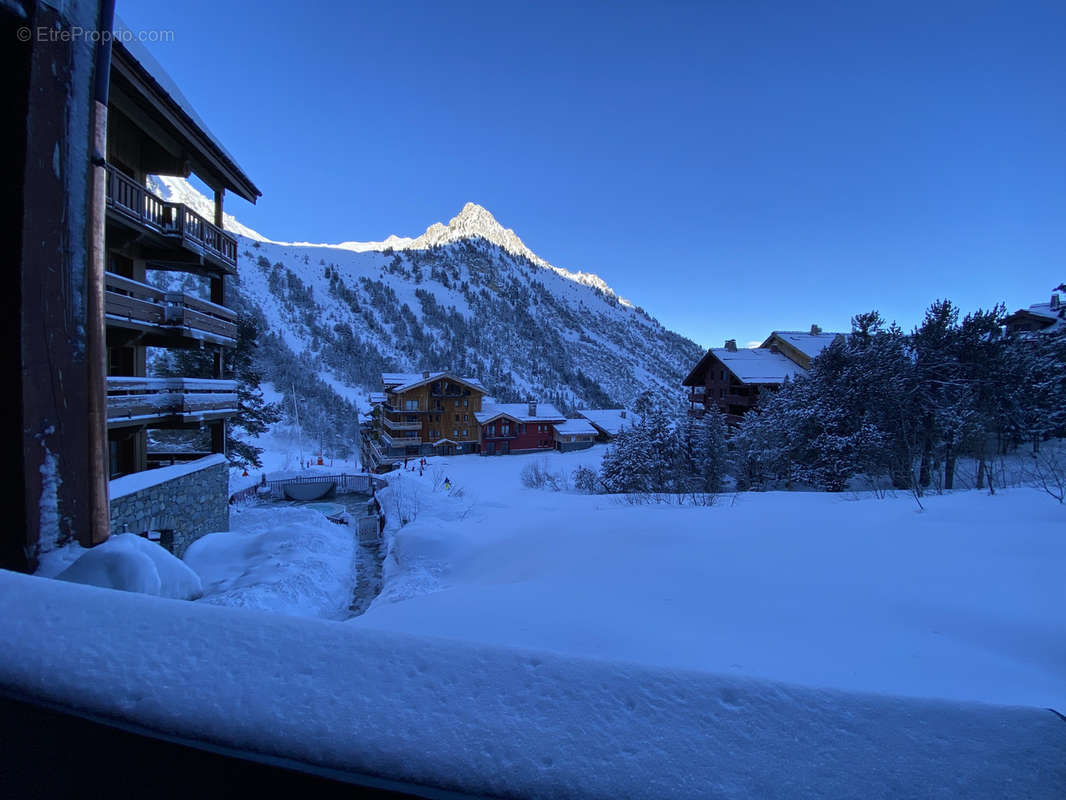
[476,400,566,456]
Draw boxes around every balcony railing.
[105,272,238,344]
[381,433,422,448]
[382,417,422,432]
[106,377,238,426]
[105,164,238,271]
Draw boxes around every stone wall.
[109,456,229,558]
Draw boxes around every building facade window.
[405,399,418,411]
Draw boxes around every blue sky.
[120,0,1065,349]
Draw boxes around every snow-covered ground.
[184,505,356,620]
[6,443,1064,796]
[355,446,1066,710]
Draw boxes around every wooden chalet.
[1003,290,1066,336]
[104,32,260,478]
[683,327,844,423]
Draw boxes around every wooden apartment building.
[104,33,260,478]
[375,372,489,459]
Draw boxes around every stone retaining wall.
[109,458,229,558]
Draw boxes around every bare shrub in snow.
[1024,444,1066,504]
[572,466,598,494]
[521,459,569,491]
[390,474,420,526]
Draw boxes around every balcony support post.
[86,0,117,548]
[213,187,224,228]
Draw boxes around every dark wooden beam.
[6,0,102,569]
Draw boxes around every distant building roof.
[113,17,260,202]
[369,392,386,404]
[1004,294,1066,334]
[577,409,642,436]
[712,347,806,384]
[554,418,598,436]
[381,372,488,394]
[761,331,847,360]
[475,402,565,425]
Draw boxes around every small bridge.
[229,473,388,504]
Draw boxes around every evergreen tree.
[227,314,283,468]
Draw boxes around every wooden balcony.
[381,432,422,448]
[381,416,422,432]
[105,164,238,272]
[723,393,756,406]
[107,377,238,429]
[105,272,237,346]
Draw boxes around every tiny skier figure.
[444,477,451,490]
[403,456,408,468]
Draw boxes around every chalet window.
[721,370,726,381]
[463,414,468,422]
[502,423,510,435]
[518,424,524,434]
[462,429,468,437]
[487,424,495,435]
[405,399,418,411]
[454,400,460,408]
[454,414,460,422]
[453,428,459,437]
[463,399,469,407]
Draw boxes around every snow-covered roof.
[475,402,565,424]
[713,348,807,384]
[109,454,228,501]
[762,331,846,360]
[113,17,259,202]
[1025,302,1065,325]
[381,372,488,394]
[578,409,642,436]
[554,418,598,436]
[369,392,386,404]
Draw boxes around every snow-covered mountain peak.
[149,176,633,307]
[410,202,549,269]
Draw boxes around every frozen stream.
[268,493,384,618]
